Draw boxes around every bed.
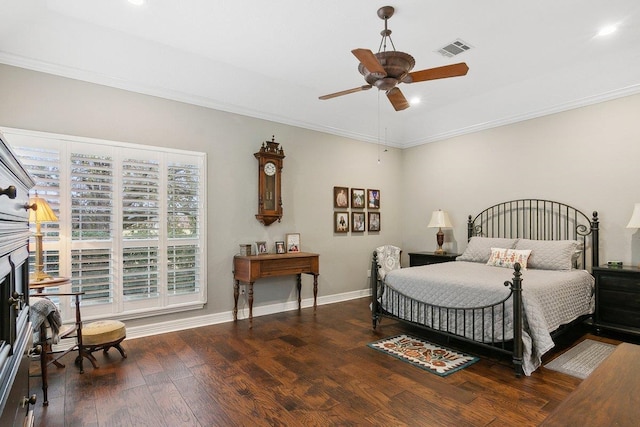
[370,199,600,376]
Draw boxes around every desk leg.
[296,274,302,310]
[313,274,318,311]
[233,280,239,321]
[248,282,254,328]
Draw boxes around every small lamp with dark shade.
[427,210,453,255]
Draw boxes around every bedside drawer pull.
[0,185,17,199]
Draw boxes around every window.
[6,128,207,320]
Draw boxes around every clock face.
[264,162,277,176]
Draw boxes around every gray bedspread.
[382,261,594,375]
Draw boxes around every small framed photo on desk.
[286,233,300,253]
[275,241,285,254]
[256,241,268,255]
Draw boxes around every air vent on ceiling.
[436,39,472,58]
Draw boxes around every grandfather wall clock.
[255,136,285,226]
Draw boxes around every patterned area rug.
[368,334,479,377]
[544,339,617,379]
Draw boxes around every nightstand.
[592,265,640,337]
[408,251,460,267]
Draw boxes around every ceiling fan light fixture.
[375,78,399,91]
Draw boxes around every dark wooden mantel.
[233,252,319,326]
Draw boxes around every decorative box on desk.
[408,251,460,267]
[592,265,640,337]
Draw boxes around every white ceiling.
[1,0,640,148]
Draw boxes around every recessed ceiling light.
[597,24,618,37]
[410,97,421,105]
[128,0,145,6]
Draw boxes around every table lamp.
[427,210,453,255]
[29,192,58,282]
[627,203,640,267]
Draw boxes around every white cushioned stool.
[80,320,127,369]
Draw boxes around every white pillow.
[456,237,519,263]
[514,239,580,270]
[487,247,532,269]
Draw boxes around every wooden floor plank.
[29,297,630,426]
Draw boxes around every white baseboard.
[125,288,371,340]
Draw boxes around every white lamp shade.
[627,203,640,229]
[427,210,453,228]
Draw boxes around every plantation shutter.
[71,248,113,305]
[168,162,200,238]
[11,145,62,277]
[6,127,206,319]
[167,160,202,296]
[70,152,113,240]
[69,150,115,303]
[122,156,160,301]
[123,158,160,238]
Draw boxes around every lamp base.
[434,228,446,255]
[30,271,53,283]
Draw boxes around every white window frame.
[3,127,207,322]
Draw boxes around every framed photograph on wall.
[334,186,349,208]
[368,212,381,232]
[351,188,365,209]
[352,212,365,232]
[286,233,300,252]
[334,212,349,233]
[367,189,380,209]
[275,241,286,254]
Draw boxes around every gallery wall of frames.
[333,186,380,234]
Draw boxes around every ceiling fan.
[319,6,469,111]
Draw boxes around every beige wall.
[0,64,404,329]
[2,63,639,331]
[401,93,640,266]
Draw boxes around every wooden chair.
[29,292,90,406]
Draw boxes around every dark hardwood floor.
[30,297,623,426]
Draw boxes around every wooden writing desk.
[541,342,640,426]
[233,252,319,326]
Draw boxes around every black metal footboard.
[370,251,524,376]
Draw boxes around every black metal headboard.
[467,199,599,270]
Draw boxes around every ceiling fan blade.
[404,62,469,83]
[351,48,387,76]
[386,87,410,111]
[319,85,372,100]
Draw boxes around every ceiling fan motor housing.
[358,51,415,90]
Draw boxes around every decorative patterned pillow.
[514,239,580,270]
[456,237,519,263]
[487,247,532,269]
[376,245,401,279]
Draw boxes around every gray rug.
[544,339,617,379]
